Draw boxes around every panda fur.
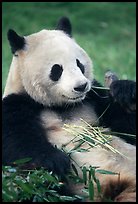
[2,17,136,202]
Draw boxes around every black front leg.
[103,80,136,144]
[2,93,71,179]
[22,144,71,179]
[109,80,136,113]
[87,79,136,145]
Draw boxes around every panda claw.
[104,70,118,87]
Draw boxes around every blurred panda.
[2,17,136,202]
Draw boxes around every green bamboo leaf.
[88,180,94,201]
[72,163,79,176]
[89,166,95,181]
[83,135,95,144]
[13,157,32,165]
[95,178,101,194]
[47,195,59,202]
[96,169,118,175]
[15,180,33,194]
[2,187,17,202]
[42,171,58,183]
[60,195,76,201]
[82,166,87,185]
[73,140,85,150]
[2,190,15,202]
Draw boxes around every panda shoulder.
[2,93,44,117]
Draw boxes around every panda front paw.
[43,149,71,178]
[25,149,70,179]
[109,80,136,112]
[16,149,70,179]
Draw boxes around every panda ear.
[7,29,26,54]
[56,17,72,37]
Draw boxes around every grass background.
[2,2,136,93]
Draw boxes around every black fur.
[105,80,136,144]
[56,17,72,37]
[50,64,63,81]
[7,29,25,54]
[76,59,85,74]
[110,80,136,111]
[86,80,136,145]
[2,93,70,179]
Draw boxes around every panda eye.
[76,59,85,74]
[50,64,63,81]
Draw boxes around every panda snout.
[74,82,88,93]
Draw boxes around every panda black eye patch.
[50,64,63,81]
[76,59,85,74]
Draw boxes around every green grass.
[2,2,136,92]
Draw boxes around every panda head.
[7,17,93,106]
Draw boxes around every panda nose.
[74,82,88,92]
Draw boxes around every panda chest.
[40,104,98,149]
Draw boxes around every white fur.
[40,108,136,176]
[3,30,93,107]
[40,107,136,200]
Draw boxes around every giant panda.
[2,17,136,202]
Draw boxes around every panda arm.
[87,79,136,144]
[2,93,70,178]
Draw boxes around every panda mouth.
[62,94,85,101]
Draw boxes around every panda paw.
[43,149,71,178]
[25,149,70,179]
[19,149,70,179]
[109,80,136,112]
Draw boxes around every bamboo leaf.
[14,180,33,194]
[82,166,87,185]
[89,166,95,181]
[95,178,101,194]
[88,180,94,201]
[96,169,118,175]
[72,163,79,176]
[13,158,32,165]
